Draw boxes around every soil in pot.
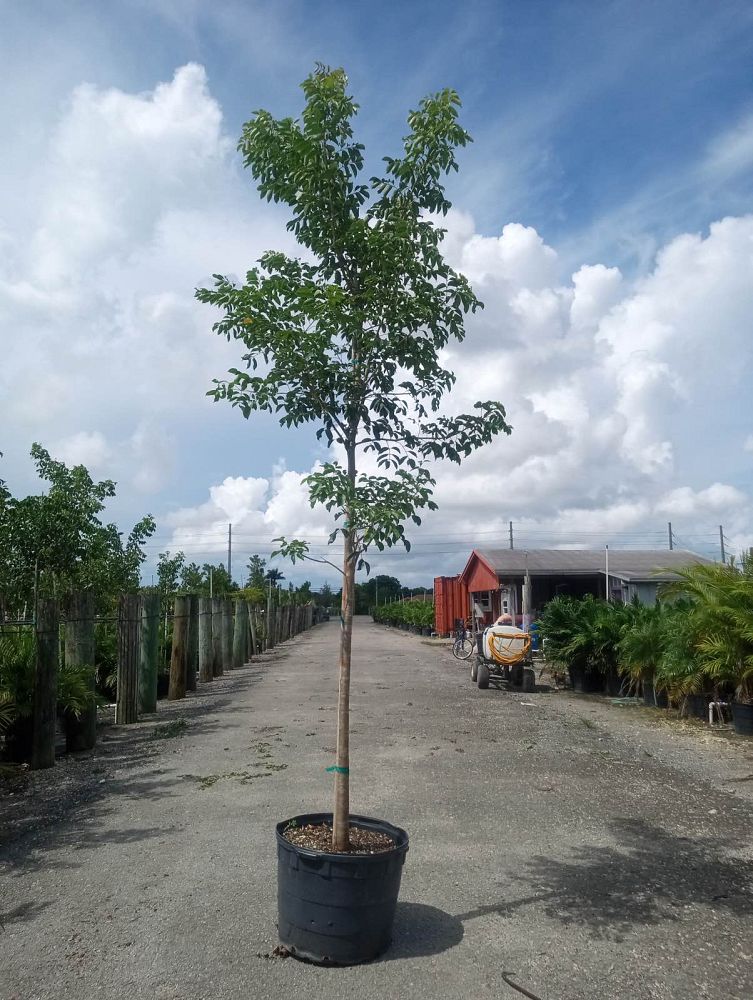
[277,812,409,965]
[732,701,753,736]
[283,821,393,854]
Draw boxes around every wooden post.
[247,602,258,657]
[64,591,96,751]
[116,594,140,725]
[168,595,188,700]
[198,597,213,682]
[265,607,274,650]
[32,598,59,769]
[222,598,233,671]
[138,591,160,714]
[233,599,248,669]
[212,597,223,676]
[186,594,199,692]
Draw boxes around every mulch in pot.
[282,821,394,855]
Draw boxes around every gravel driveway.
[2,617,753,1000]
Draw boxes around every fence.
[0,592,319,771]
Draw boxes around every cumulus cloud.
[3,63,752,585]
[168,207,753,582]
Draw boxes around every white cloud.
[168,208,753,582]
[3,63,753,585]
[49,430,110,473]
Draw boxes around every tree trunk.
[198,597,213,682]
[168,595,188,700]
[138,592,160,713]
[332,524,356,851]
[64,590,96,751]
[32,598,59,769]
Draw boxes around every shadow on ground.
[386,818,753,959]
[0,662,267,873]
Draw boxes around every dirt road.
[3,618,753,1000]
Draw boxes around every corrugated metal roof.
[476,548,712,582]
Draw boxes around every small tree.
[197,66,510,849]
[246,554,267,589]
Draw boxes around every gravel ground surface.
[2,617,753,1000]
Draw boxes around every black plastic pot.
[2,716,33,762]
[732,702,753,736]
[642,681,668,708]
[604,666,624,697]
[685,694,709,720]
[276,813,409,965]
[421,627,432,636]
[569,665,603,693]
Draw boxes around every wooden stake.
[212,597,223,676]
[198,597,213,682]
[220,598,232,671]
[233,599,248,669]
[116,594,140,725]
[168,595,188,700]
[64,591,96,751]
[138,591,160,714]
[247,602,258,657]
[32,598,59,769]
[186,594,199,692]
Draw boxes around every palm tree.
[662,558,753,704]
[617,602,666,697]
[264,567,285,588]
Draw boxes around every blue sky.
[2,0,753,583]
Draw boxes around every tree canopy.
[0,444,155,616]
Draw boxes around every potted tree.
[197,66,510,963]
[664,558,753,735]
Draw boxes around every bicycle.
[451,621,475,660]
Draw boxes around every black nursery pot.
[276,813,409,965]
[732,702,753,736]
[569,665,603,693]
[686,694,709,719]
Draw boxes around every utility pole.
[605,544,610,602]
[509,520,514,551]
[227,523,232,581]
[375,579,378,607]
[720,525,726,563]
[668,522,673,550]
[209,566,213,600]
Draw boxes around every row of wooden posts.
[31,593,315,770]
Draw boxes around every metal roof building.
[433,547,712,634]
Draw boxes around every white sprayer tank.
[482,624,529,663]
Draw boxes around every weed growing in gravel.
[151,718,188,740]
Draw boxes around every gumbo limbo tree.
[197,66,510,850]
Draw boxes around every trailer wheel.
[522,667,536,693]
[470,658,478,682]
[477,662,490,689]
